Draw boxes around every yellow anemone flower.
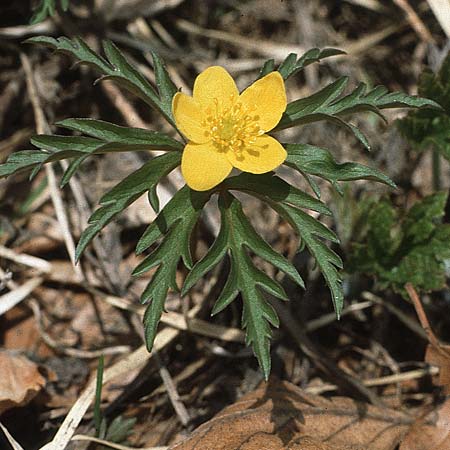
[172,66,287,191]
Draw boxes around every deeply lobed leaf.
[26,37,178,128]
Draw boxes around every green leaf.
[397,52,450,162]
[57,119,182,150]
[285,144,395,194]
[185,193,298,378]
[132,186,211,351]
[105,416,136,443]
[30,0,69,24]
[25,36,177,128]
[151,52,178,121]
[221,171,343,317]
[349,192,450,296]
[258,59,275,78]
[0,150,49,178]
[277,48,345,80]
[0,121,182,184]
[222,172,332,216]
[275,78,441,149]
[75,151,181,261]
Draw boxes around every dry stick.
[20,53,84,282]
[38,317,196,450]
[392,0,435,43]
[305,365,439,395]
[153,351,191,426]
[0,245,52,273]
[273,300,386,408]
[0,277,43,316]
[86,285,246,343]
[361,291,428,340]
[0,266,130,358]
[0,422,25,450]
[405,283,450,359]
[71,435,168,450]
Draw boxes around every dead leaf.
[169,379,411,450]
[425,344,450,394]
[0,351,46,415]
[399,397,450,450]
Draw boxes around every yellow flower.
[172,66,287,191]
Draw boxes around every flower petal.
[182,142,232,191]
[193,66,239,111]
[227,135,287,174]
[239,71,286,132]
[172,92,209,143]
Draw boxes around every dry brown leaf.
[425,344,450,394]
[169,379,412,450]
[399,397,450,450]
[0,350,46,415]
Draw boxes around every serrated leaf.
[397,52,450,162]
[151,52,178,120]
[222,172,331,216]
[132,186,210,350]
[285,144,395,192]
[258,59,275,78]
[57,118,183,150]
[182,190,305,378]
[275,78,441,149]
[276,202,344,315]
[0,123,182,182]
[30,0,68,24]
[75,151,181,261]
[277,48,345,80]
[349,192,450,296]
[221,171,342,316]
[25,36,177,128]
[0,151,49,178]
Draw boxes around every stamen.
[204,100,264,159]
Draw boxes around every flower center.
[202,99,264,160]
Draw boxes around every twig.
[71,435,168,450]
[87,286,246,343]
[361,291,428,340]
[38,305,201,450]
[0,276,43,316]
[405,283,450,359]
[153,351,191,426]
[273,300,386,407]
[0,245,52,273]
[20,52,84,282]
[0,422,25,450]
[305,365,439,395]
[305,300,373,332]
[392,0,435,43]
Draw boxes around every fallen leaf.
[399,397,450,450]
[0,351,46,415]
[169,379,412,450]
[425,344,450,394]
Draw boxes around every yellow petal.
[172,92,209,143]
[193,66,239,111]
[227,135,287,174]
[182,142,232,191]
[239,71,286,132]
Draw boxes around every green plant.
[397,52,450,188]
[398,51,450,159]
[348,192,450,297]
[31,0,70,24]
[1,37,439,377]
